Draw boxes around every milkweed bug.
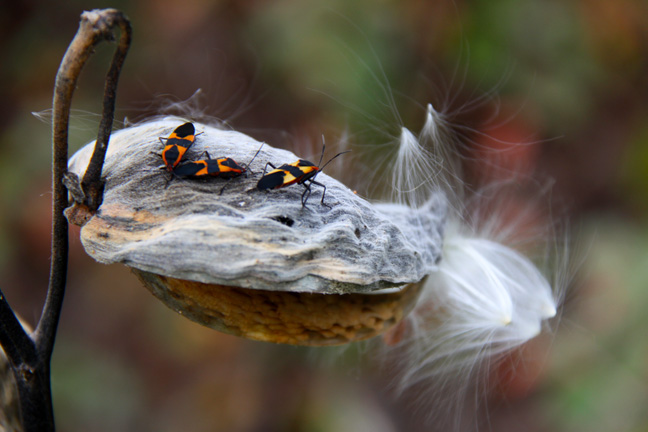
[256,141,350,208]
[173,144,264,193]
[159,122,198,171]
[174,143,264,179]
[173,154,246,179]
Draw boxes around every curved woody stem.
[0,9,130,431]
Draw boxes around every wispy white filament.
[391,229,558,390]
[391,127,440,208]
[386,101,561,394]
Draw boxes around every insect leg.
[301,182,313,207]
[310,179,329,208]
[262,162,276,176]
[219,178,232,196]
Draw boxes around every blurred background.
[1,0,648,431]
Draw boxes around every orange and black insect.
[173,153,246,179]
[160,122,197,171]
[256,144,350,207]
[173,144,264,180]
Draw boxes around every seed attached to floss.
[66,118,447,346]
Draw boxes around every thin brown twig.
[80,13,132,211]
[36,7,131,363]
[0,291,36,366]
[0,9,131,432]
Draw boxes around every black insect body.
[160,122,197,171]
[171,144,264,193]
[256,144,350,207]
[173,154,247,179]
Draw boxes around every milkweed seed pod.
[66,118,447,346]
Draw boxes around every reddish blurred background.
[1,1,648,431]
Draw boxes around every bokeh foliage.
[1,0,647,430]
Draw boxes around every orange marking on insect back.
[197,160,209,175]
[269,162,318,187]
[167,133,195,142]
[162,144,188,168]
[282,171,299,185]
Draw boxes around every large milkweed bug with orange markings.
[173,144,264,193]
[173,154,246,179]
[256,141,350,208]
[159,122,199,171]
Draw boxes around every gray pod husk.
[66,118,447,344]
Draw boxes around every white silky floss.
[387,102,559,388]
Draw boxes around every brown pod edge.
[134,269,425,346]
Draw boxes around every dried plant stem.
[0,9,130,431]
[80,12,132,211]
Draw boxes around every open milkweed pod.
[66,118,447,346]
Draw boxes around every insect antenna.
[317,135,327,168]
[241,142,265,176]
[318,149,352,173]
[315,135,352,175]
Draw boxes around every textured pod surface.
[67,118,446,294]
[135,270,425,345]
